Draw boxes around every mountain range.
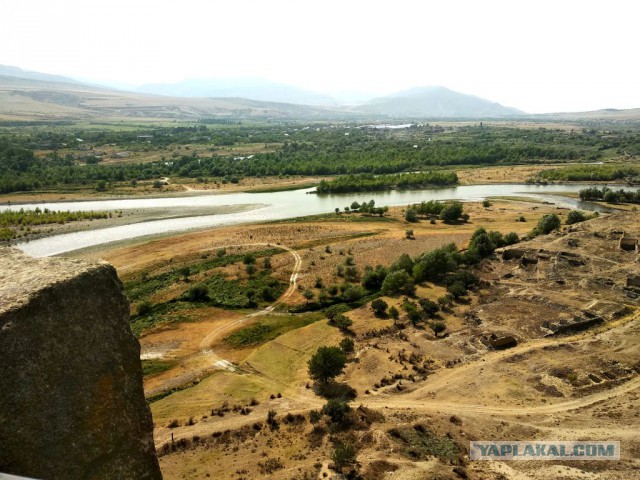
[0,65,638,122]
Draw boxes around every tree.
[302,289,314,303]
[342,284,365,302]
[243,253,256,265]
[440,201,464,223]
[340,337,355,354]
[371,298,388,317]
[482,199,492,208]
[431,321,446,338]
[566,210,586,225]
[446,281,467,299]
[390,253,414,275]
[308,346,347,383]
[350,201,360,210]
[332,314,353,332]
[381,270,415,296]
[362,265,387,291]
[405,208,418,222]
[402,300,422,325]
[534,214,561,235]
[389,305,400,323]
[419,298,439,318]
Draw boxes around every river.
[7,183,629,257]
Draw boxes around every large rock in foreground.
[0,249,161,479]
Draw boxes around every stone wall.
[0,249,161,479]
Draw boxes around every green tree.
[566,210,586,225]
[534,214,561,235]
[405,208,418,222]
[371,298,389,317]
[381,270,415,295]
[440,201,463,223]
[308,346,347,383]
[340,337,355,354]
[390,253,414,275]
[389,305,400,323]
[431,321,446,337]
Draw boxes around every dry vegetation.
[74,204,640,480]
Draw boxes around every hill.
[358,86,524,118]
[0,75,342,121]
[135,77,337,106]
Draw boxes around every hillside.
[136,77,337,106]
[358,86,524,118]
[0,75,342,121]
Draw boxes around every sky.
[2,0,639,113]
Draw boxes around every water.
[7,183,631,257]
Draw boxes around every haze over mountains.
[0,65,638,122]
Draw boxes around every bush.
[371,298,388,317]
[322,399,352,425]
[503,232,520,245]
[533,214,561,235]
[440,201,464,223]
[332,314,353,332]
[184,285,209,302]
[566,210,586,225]
[332,440,357,470]
[137,300,153,316]
[418,298,439,318]
[405,208,418,222]
[431,321,446,337]
[340,337,355,354]
[446,282,468,299]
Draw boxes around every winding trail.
[145,242,303,397]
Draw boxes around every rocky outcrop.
[0,249,161,480]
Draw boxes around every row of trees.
[316,171,458,194]
[579,186,640,204]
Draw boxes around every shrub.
[405,208,418,222]
[184,285,209,302]
[340,337,355,354]
[440,201,464,223]
[503,231,520,245]
[533,214,561,235]
[371,298,389,317]
[566,210,586,225]
[332,440,357,470]
[322,399,351,425]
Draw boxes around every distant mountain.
[0,65,82,86]
[0,74,346,121]
[357,86,524,118]
[135,77,338,106]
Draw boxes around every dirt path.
[145,242,303,397]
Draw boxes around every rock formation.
[0,249,161,479]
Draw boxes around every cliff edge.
[0,248,161,479]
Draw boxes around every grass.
[389,424,460,460]
[272,212,398,224]
[142,359,175,377]
[225,312,324,347]
[124,248,281,302]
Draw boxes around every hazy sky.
[2,0,639,113]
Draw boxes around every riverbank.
[2,204,266,248]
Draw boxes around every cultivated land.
[69,200,640,480]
